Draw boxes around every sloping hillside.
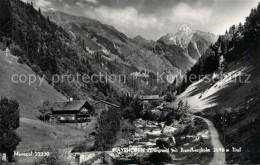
[0,50,67,118]
[43,11,216,77]
[132,35,151,45]
[0,0,124,101]
[0,50,85,157]
[173,51,260,163]
[43,10,180,74]
[173,50,259,112]
[172,5,260,162]
[43,10,192,95]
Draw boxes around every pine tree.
[0,97,21,163]
[238,22,243,33]
[38,8,41,15]
[38,100,52,122]
[81,39,86,52]
[229,25,236,35]
[183,101,190,113]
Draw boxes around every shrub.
[31,64,41,74]
[17,57,24,64]
[10,44,24,56]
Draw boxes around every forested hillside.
[43,10,182,95]
[0,0,123,101]
[174,3,260,163]
[177,5,260,94]
[44,11,218,95]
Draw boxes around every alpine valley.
[0,0,259,164]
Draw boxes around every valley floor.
[65,115,214,164]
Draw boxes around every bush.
[31,64,41,74]
[17,57,25,64]
[10,44,24,56]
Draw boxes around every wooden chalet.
[51,100,92,123]
[138,95,162,110]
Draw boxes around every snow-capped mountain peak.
[179,24,193,33]
[159,25,194,48]
[158,24,217,61]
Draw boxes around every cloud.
[169,3,212,24]
[84,6,165,38]
[25,0,259,39]
[35,0,52,8]
[83,3,212,39]
[93,6,160,29]
[84,0,98,4]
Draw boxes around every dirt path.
[197,116,226,165]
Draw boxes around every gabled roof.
[52,100,89,111]
[138,95,160,100]
[92,100,120,108]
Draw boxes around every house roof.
[92,100,120,108]
[52,100,88,112]
[138,95,160,100]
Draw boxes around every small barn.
[138,95,162,110]
[51,100,92,123]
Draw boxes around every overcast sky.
[25,0,259,40]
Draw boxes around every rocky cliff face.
[159,24,217,61]
[160,24,194,48]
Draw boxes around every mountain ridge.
[43,10,198,91]
[159,24,217,61]
[44,11,216,77]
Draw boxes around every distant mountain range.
[44,10,217,76]
[43,11,176,74]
